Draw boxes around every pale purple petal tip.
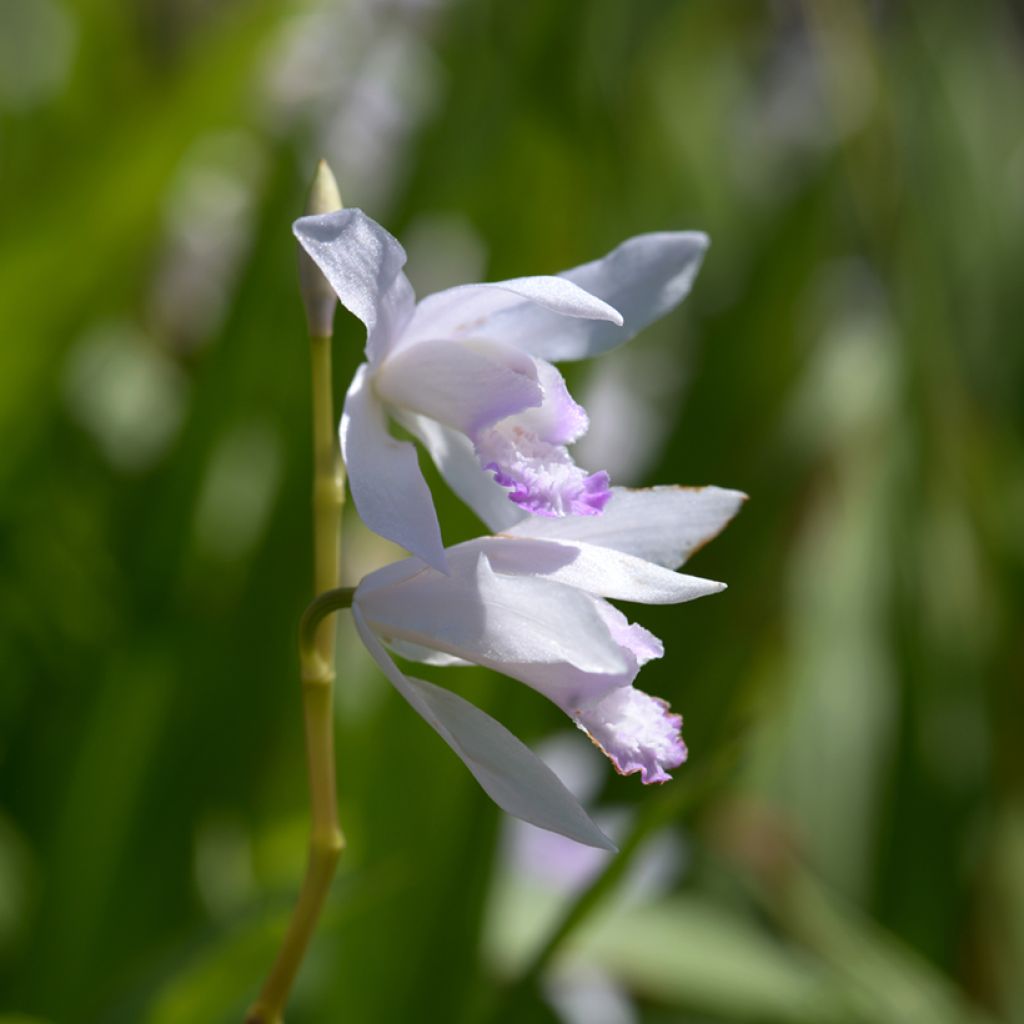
[593,601,663,667]
[513,360,590,446]
[574,686,687,784]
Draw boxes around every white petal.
[357,552,626,674]
[374,337,542,435]
[355,552,635,710]
[505,485,747,569]
[397,412,528,533]
[293,209,415,364]
[466,536,726,604]
[340,363,447,573]
[482,232,710,362]
[352,607,615,850]
[400,277,622,352]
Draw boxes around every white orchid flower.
[293,209,709,571]
[349,485,745,849]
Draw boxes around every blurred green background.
[1,0,1022,1021]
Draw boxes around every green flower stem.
[299,586,356,653]
[245,334,346,1024]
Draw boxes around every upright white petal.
[505,485,747,569]
[293,209,416,364]
[340,364,447,573]
[352,607,615,850]
[374,337,542,436]
[399,276,622,352]
[461,536,726,604]
[477,232,710,362]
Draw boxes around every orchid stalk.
[245,170,738,1021]
[245,162,346,1024]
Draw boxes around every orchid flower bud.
[298,159,343,337]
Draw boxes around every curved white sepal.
[352,607,616,850]
[482,232,710,362]
[340,363,448,573]
[505,485,746,569]
[398,412,528,533]
[293,209,416,364]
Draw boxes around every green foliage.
[1,0,1021,1021]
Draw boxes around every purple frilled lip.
[473,361,612,518]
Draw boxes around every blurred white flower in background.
[264,0,447,209]
[62,322,188,473]
[485,736,686,1024]
[192,420,284,564]
[574,345,688,485]
[149,131,268,352]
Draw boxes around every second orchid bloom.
[352,486,744,849]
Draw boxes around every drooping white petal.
[461,536,726,605]
[505,485,747,569]
[373,338,542,436]
[397,412,528,533]
[355,552,636,710]
[352,606,615,850]
[293,209,415,364]
[479,232,710,362]
[340,363,447,573]
[399,276,623,352]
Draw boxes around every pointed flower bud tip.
[298,159,343,336]
[306,159,342,216]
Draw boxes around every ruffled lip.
[573,686,688,784]
[477,424,612,517]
